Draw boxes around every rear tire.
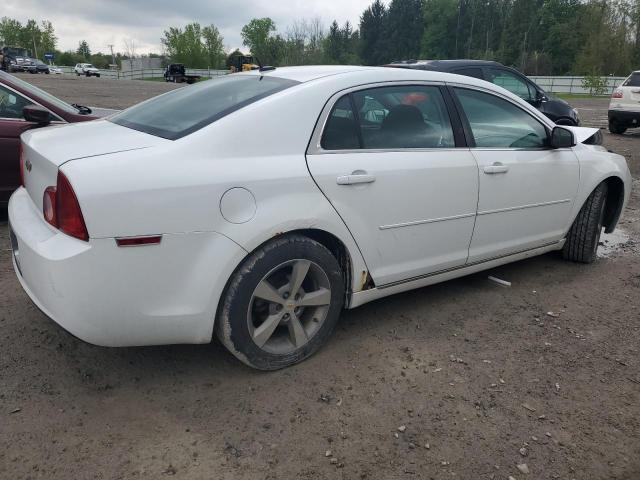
[216,235,345,370]
[609,120,627,134]
[562,182,608,264]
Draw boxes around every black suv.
[385,60,580,126]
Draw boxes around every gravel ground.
[11,72,182,110]
[1,77,639,480]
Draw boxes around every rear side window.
[455,88,548,149]
[623,73,640,87]
[353,85,455,149]
[451,67,484,80]
[110,75,299,140]
[321,96,360,150]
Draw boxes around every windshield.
[4,47,29,57]
[109,74,299,140]
[0,71,78,114]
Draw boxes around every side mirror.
[536,91,547,103]
[550,126,576,149]
[23,105,51,125]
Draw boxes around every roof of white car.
[243,64,494,90]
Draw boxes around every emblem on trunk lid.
[25,159,32,172]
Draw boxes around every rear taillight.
[612,89,624,99]
[19,143,25,187]
[42,171,89,241]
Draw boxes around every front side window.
[0,72,77,115]
[110,75,299,140]
[0,85,32,120]
[455,88,548,149]
[486,68,534,102]
[353,85,455,149]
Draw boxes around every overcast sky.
[5,0,377,55]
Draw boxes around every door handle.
[483,163,509,174]
[337,173,376,185]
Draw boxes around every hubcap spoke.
[254,280,284,305]
[288,260,311,297]
[253,312,284,347]
[297,287,331,307]
[287,314,308,348]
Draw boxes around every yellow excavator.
[229,54,259,73]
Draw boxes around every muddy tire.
[563,182,608,264]
[216,234,345,370]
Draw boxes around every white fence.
[52,67,628,94]
[55,66,228,80]
[527,76,626,95]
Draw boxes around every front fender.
[566,143,632,234]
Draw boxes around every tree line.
[2,0,639,75]
[239,0,640,75]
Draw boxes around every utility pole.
[32,35,38,59]
[108,44,116,67]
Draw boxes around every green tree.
[162,22,222,68]
[241,18,278,64]
[77,40,91,59]
[202,24,225,68]
[0,17,24,47]
[39,21,57,56]
[386,0,425,61]
[421,0,458,59]
[360,0,388,65]
[324,20,360,64]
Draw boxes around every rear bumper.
[8,187,247,347]
[608,109,640,126]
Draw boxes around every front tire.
[216,235,345,370]
[563,182,608,263]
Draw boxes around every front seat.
[380,104,431,148]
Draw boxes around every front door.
[0,85,41,204]
[307,84,479,286]
[452,87,579,262]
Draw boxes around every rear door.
[306,83,479,287]
[452,86,579,262]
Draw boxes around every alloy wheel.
[247,259,332,355]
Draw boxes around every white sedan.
[8,66,632,369]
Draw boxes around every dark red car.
[0,71,101,210]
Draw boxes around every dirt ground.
[1,78,639,480]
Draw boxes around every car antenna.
[254,56,276,75]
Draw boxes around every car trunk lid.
[21,120,169,211]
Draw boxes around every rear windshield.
[109,75,299,140]
[624,73,640,87]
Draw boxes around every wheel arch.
[602,176,625,233]
[215,226,372,326]
[554,117,577,126]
